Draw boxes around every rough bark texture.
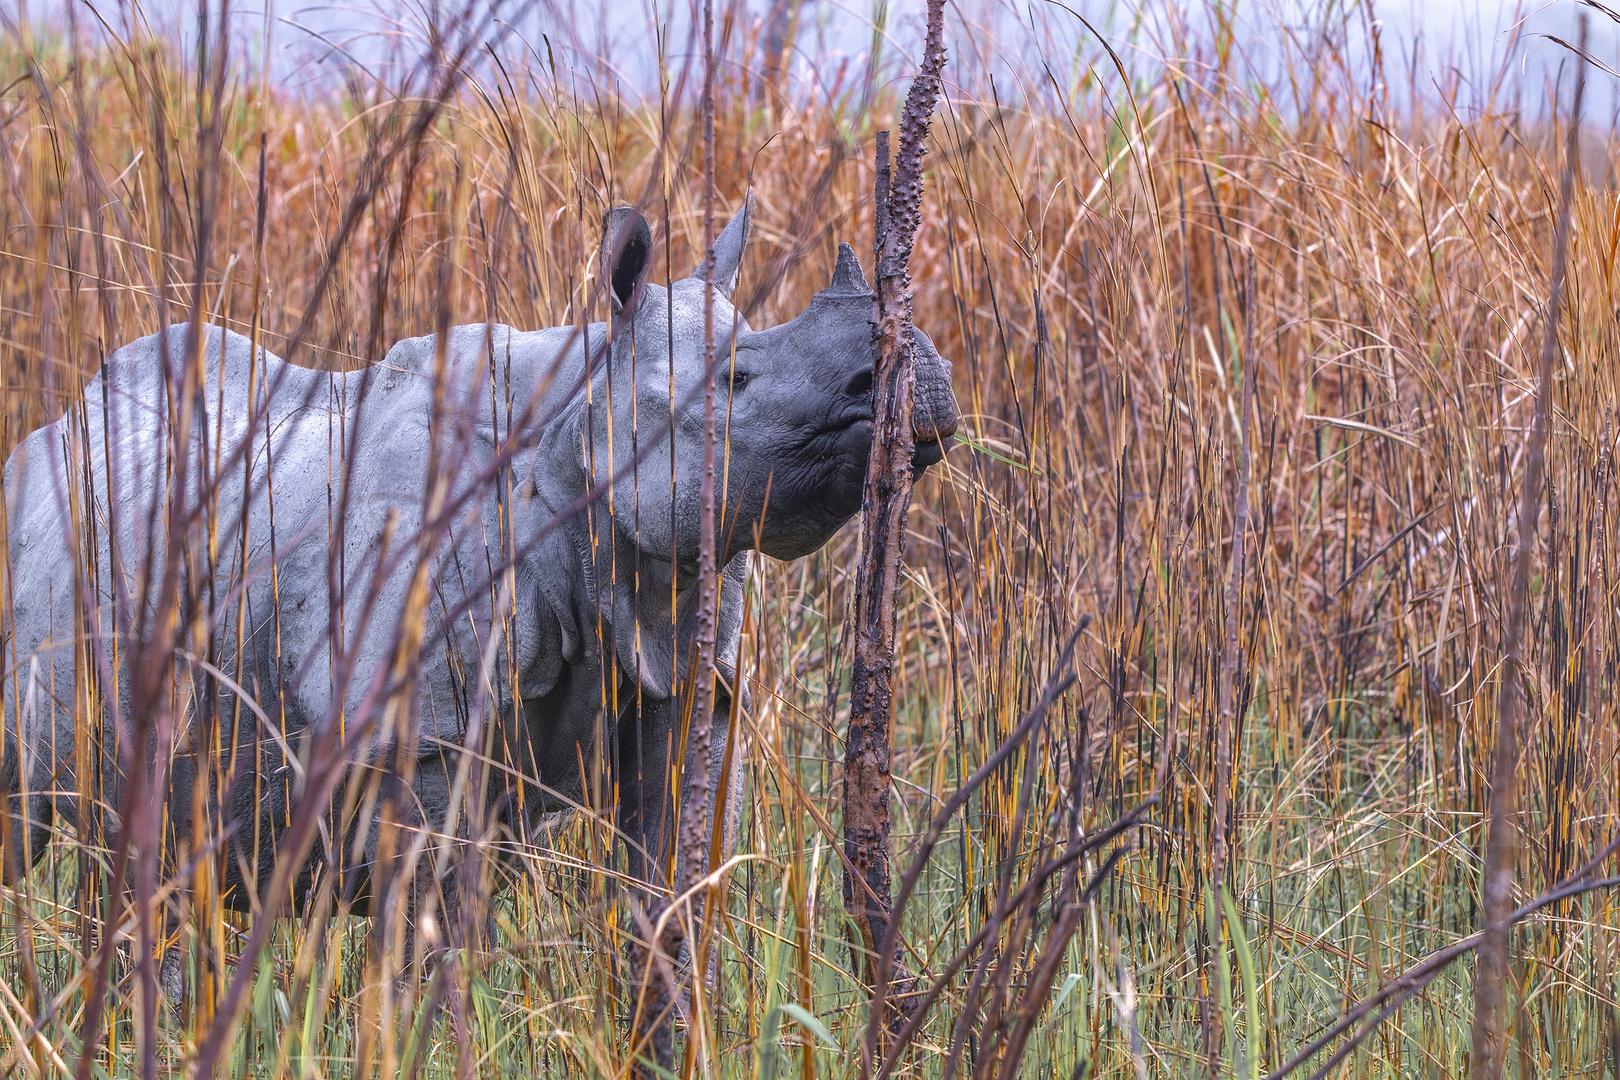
[679,0,722,919]
[841,0,946,1021]
[1467,18,1586,1080]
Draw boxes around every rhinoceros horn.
[815,241,960,449]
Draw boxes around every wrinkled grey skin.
[0,199,958,940]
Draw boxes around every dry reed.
[0,1,1617,1076]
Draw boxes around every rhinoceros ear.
[601,206,654,315]
[691,190,754,298]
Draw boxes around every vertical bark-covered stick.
[682,0,720,916]
[675,0,723,1066]
[1468,15,1586,1080]
[842,0,946,1027]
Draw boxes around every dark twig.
[867,627,1081,1068]
[1268,832,1620,1080]
[634,0,722,1074]
[841,0,948,1053]
[874,802,1156,1080]
[1468,15,1586,1080]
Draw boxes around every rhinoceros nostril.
[845,367,874,398]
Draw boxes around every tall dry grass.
[0,1,1617,1076]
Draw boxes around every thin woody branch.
[841,0,948,1045]
[1467,15,1586,1080]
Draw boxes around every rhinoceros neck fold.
[527,405,682,700]
[536,401,748,702]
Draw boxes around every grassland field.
[0,3,1615,1076]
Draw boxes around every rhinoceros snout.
[787,240,958,476]
[910,327,959,470]
[843,348,955,473]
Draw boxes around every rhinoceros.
[0,197,957,956]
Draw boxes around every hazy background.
[2,0,1615,121]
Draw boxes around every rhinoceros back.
[0,325,337,828]
[3,316,594,813]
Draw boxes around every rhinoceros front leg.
[616,681,743,1064]
[617,684,743,909]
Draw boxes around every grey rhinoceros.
[0,197,957,952]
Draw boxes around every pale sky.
[5,0,1615,120]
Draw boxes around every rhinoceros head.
[582,198,959,565]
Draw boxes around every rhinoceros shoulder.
[378,322,597,440]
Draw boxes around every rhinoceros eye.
[729,369,752,393]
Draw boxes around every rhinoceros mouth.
[822,416,951,473]
[912,436,950,471]
[833,411,874,430]
[811,415,873,449]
